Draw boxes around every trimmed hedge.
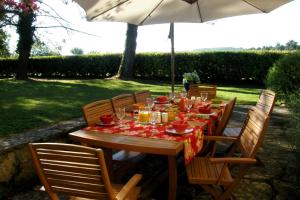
[0,51,285,84]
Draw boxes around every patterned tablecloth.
[84,103,223,165]
[85,118,208,165]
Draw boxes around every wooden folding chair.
[133,90,151,104]
[187,84,217,100]
[223,89,276,137]
[186,109,269,200]
[29,143,142,200]
[112,94,135,112]
[82,99,114,126]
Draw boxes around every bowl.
[100,114,114,124]
[156,96,169,103]
[171,120,188,133]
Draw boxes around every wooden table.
[69,130,184,200]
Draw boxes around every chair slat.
[37,152,99,165]
[41,162,101,175]
[51,187,110,200]
[45,171,103,185]
[48,178,106,193]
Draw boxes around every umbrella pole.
[170,22,175,94]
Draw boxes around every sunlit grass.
[0,79,262,137]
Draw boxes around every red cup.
[171,120,188,133]
[100,114,114,124]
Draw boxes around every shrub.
[0,51,284,84]
[265,51,300,98]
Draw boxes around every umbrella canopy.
[74,0,292,92]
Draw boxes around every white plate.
[166,127,194,135]
[154,100,170,104]
[96,121,116,126]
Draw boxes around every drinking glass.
[149,112,158,133]
[116,107,126,127]
[200,92,208,102]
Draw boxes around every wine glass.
[186,99,193,112]
[146,97,154,110]
[116,107,125,127]
[180,91,187,98]
[200,92,208,102]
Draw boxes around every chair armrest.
[116,174,142,200]
[209,157,257,165]
[204,135,238,142]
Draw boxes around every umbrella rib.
[196,1,203,23]
[139,0,165,25]
[241,0,267,13]
[90,0,130,20]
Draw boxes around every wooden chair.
[187,84,217,100]
[186,109,269,200]
[28,143,142,200]
[82,99,114,126]
[223,89,276,137]
[111,94,135,112]
[215,97,237,136]
[209,97,237,156]
[254,89,276,116]
[133,90,151,104]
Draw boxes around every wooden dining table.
[69,129,184,200]
[69,101,221,200]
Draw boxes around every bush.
[266,51,300,98]
[0,51,285,84]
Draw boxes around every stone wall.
[0,118,85,199]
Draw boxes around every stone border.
[0,118,85,154]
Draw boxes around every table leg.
[103,148,113,181]
[168,156,177,200]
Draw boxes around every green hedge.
[0,54,122,78]
[0,51,285,83]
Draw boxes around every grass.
[0,78,262,137]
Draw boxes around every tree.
[70,47,83,55]
[118,23,138,79]
[31,39,60,56]
[1,0,91,79]
[0,29,10,57]
[286,40,298,51]
[1,0,38,79]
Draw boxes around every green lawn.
[0,78,262,137]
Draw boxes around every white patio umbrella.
[74,0,292,93]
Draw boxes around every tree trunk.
[16,12,35,80]
[118,23,138,79]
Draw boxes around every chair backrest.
[133,90,151,103]
[215,97,237,136]
[238,109,269,158]
[111,93,135,112]
[255,89,276,116]
[187,84,217,100]
[82,99,114,126]
[28,143,115,200]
